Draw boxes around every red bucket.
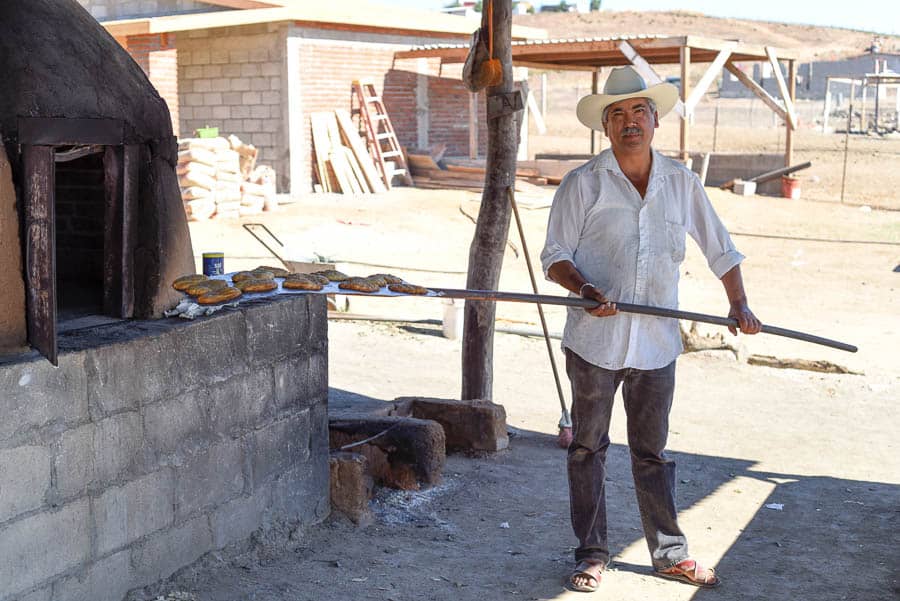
[781,175,801,200]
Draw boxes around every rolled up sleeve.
[687,178,745,279]
[541,172,586,279]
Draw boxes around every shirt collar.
[591,147,681,196]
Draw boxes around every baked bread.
[370,273,403,285]
[282,276,325,291]
[231,271,259,283]
[388,283,429,295]
[363,274,388,288]
[339,277,380,293]
[197,286,242,304]
[313,269,350,282]
[255,265,291,277]
[173,274,208,291]
[235,278,278,293]
[186,279,228,296]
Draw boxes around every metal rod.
[430,288,857,353]
[507,188,569,422]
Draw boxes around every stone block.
[52,549,132,601]
[328,417,445,489]
[130,515,213,588]
[212,106,230,120]
[307,295,328,351]
[0,445,51,523]
[142,389,207,458]
[183,65,203,79]
[393,397,509,452]
[174,439,244,520]
[94,469,175,556]
[262,91,281,105]
[203,92,224,105]
[83,334,175,415]
[0,353,88,446]
[0,499,91,595]
[231,77,251,91]
[207,369,274,435]
[267,459,330,525]
[223,64,242,77]
[250,411,310,489]
[329,452,373,525]
[261,62,280,77]
[211,78,231,92]
[223,91,243,105]
[272,355,312,413]
[167,311,249,390]
[240,63,261,77]
[55,412,143,499]
[244,295,310,366]
[210,491,270,549]
[210,49,229,64]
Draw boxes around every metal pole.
[841,82,855,204]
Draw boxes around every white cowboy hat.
[576,66,679,130]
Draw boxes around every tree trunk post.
[461,0,518,401]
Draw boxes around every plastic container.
[781,175,801,200]
[202,252,224,276]
[441,299,464,340]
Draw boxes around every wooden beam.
[591,69,600,154]
[765,46,798,130]
[619,41,686,118]
[513,60,595,72]
[469,92,478,160]
[785,59,796,167]
[680,45,691,161]
[725,62,787,122]
[683,43,735,115]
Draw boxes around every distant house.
[79,0,545,194]
[720,52,900,100]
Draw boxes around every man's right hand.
[582,284,618,317]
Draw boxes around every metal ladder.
[351,79,413,189]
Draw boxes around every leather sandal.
[655,558,721,588]
[567,560,604,593]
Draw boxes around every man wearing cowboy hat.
[540,66,761,593]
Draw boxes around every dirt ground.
[147,158,900,601]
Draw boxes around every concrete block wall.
[0,294,330,601]
[177,23,289,188]
[687,152,784,195]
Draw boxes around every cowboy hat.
[576,66,679,130]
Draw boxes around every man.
[540,66,761,593]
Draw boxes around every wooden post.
[461,0,517,401]
[590,68,599,154]
[680,46,691,162]
[785,59,796,167]
[469,92,478,159]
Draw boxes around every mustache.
[622,126,642,136]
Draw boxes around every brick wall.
[78,0,221,21]
[55,155,105,283]
[123,33,180,137]
[0,295,330,601]
[177,24,289,189]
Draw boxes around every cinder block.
[242,91,261,105]
[250,105,269,119]
[307,295,328,351]
[183,65,203,79]
[229,50,250,63]
[83,335,174,414]
[240,63,261,77]
[211,78,230,92]
[93,469,175,556]
[142,389,206,458]
[174,439,244,519]
[222,91,243,105]
[0,499,91,595]
[393,397,509,452]
[231,77,251,91]
[732,179,757,195]
[210,491,270,549]
[0,445,51,522]
[210,49,229,64]
[223,64,242,77]
[261,62,280,77]
[130,515,213,588]
[249,48,269,62]
[55,412,143,499]
[212,106,230,120]
[267,459,330,525]
[52,549,132,601]
[329,452,373,525]
[207,368,273,434]
[167,311,249,390]
[0,353,88,445]
[250,411,311,489]
[203,92,223,105]
[244,295,310,366]
[15,586,52,601]
[262,91,281,105]
[202,64,223,78]
[272,355,311,414]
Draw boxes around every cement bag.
[176,161,216,177]
[177,147,218,167]
[185,199,216,221]
[178,171,216,190]
[180,186,213,201]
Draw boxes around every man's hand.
[728,301,761,335]
[583,284,618,317]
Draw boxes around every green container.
[196,126,219,139]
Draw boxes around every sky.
[380,0,899,36]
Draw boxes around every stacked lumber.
[177,135,278,220]
[310,110,387,195]
[407,154,550,192]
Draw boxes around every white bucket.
[441,299,464,340]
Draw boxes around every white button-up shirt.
[540,148,744,370]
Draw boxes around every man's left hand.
[728,303,761,335]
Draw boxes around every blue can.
[202,252,224,276]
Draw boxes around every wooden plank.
[469,92,478,160]
[765,46,798,130]
[683,43,735,114]
[525,90,546,134]
[335,109,387,193]
[619,41,686,118]
[23,145,57,365]
[310,112,334,192]
[103,145,124,317]
[725,62,787,122]
[407,153,442,172]
[786,59,796,167]
[680,45,690,161]
[342,146,371,194]
[121,144,139,317]
[18,117,124,146]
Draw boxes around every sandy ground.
[146,169,900,601]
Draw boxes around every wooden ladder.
[351,79,412,189]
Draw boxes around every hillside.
[513,10,899,62]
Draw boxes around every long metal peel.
[429,287,858,353]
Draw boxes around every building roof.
[102,1,547,41]
[395,34,797,69]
